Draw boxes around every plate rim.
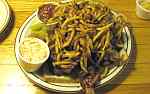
[0,0,10,33]
[15,11,133,93]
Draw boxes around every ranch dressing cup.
[18,37,50,72]
[136,0,150,19]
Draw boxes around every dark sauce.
[38,3,56,23]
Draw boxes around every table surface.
[0,0,150,94]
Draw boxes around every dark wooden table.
[0,0,150,94]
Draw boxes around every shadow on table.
[0,6,15,43]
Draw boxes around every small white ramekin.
[136,0,150,20]
[18,37,50,72]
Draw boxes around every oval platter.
[15,5,133,93]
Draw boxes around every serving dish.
[15,1,133,93]
[0,0,10,34]
[136,0,150,19]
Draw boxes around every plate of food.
[0,0,10,34]
[15,0,133,94]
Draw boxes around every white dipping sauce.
[19,37,49,64]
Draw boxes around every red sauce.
[38,3,56,23]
